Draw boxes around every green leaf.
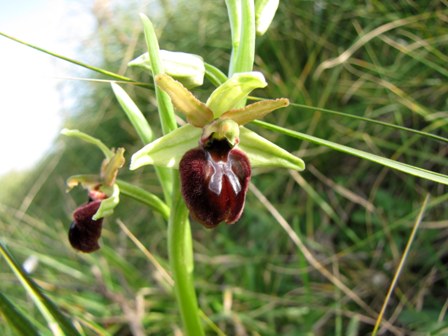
[130,124,201,170]
[0,243,81,336]
[61,128,113,159]
[254,120,448,185]
[111,82,153,144]
[0,293,40,336]
[206,72,267,118]
[239,127,305,170]
[255,0,280,35]
[129,50,205,88]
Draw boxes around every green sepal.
[206,71,267,118]
[131,124,304,171]
[66,174,101,192]
[93,184,120,220]
[101,147,125,187]
[61,128,113,159]
[239,127,305,170]
[130,124,201,170]
[129,50,205,88]
[255,0,280,36]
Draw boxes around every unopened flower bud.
[129,50,205,88]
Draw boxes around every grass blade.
[0,242,81,336]
[253,120,448,186]
[0,31,152,89]
[371,194,429,335]
[0,32,153,89]
[287,102,448,144]
[0,293,40,336]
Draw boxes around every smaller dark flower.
[63,140,125,253]
[180,139,251,228]
[68,189,107,253]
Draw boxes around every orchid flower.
[131,72,304,228]
[62,129,124,252]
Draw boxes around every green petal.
[238,127,305,170]
[201,119,240,147]
[93,184,120,220]
[129,50,205,88]
[155,74,214,127]
[221,98,289,125]
[206,72,267,117]
[130,124,201,170]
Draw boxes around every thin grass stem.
[371,194,429,335]
[0,31,152,89]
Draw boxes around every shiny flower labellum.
[180,139,251,228]
[69,198,104,253]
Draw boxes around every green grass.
[1,1,447,335]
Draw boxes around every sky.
[0,0,95,176]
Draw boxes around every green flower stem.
[168,176,204,336]
[116,180,170,220]
[225,0,241,76]
[226,0,256,77]
[140,14,177,135]
[140,13,176,203]
[141,14,204,334]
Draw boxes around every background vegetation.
[1,0,447,335]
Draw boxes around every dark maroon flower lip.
[180,139,251,228]
[69,199,104,253]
